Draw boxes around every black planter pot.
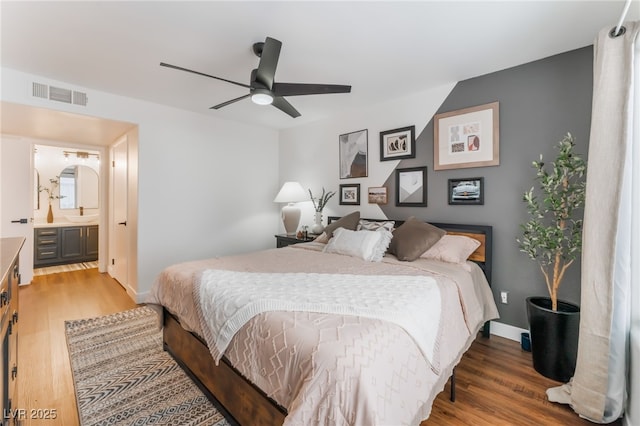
[526,296,580,382]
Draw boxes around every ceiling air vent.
[49,86,72,103]
[73,91,88,106]
[30,81,88,106]
[32,82,48,99]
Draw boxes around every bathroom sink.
[64,214,99,223]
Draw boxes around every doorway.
[32,144,102,276]
[0,101,137,288]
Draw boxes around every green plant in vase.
[39,176,64,223]
[308,187,336,234]
[518,133,586,310]
[517,132,586,382]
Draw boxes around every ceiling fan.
[160,37,351,118]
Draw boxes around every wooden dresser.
[1,237,24,424]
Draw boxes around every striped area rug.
[65,306,231,426]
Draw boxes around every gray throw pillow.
[323,211,361,238]
[388,217,446,261]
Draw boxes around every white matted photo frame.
[448,177,484,205]
[395,167,427,207]
[380,125,416,161]
[433,101,499,171]
[339,129,368,179]
[367,186,388,205]
[339,183,360,205]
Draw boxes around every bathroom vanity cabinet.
[34,225,98,267]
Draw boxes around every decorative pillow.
[420,234,481,264]
[313,232,329,244]
[357,219,395,232]
[387,217,446,261]
[322,211,361,239]
[323,227,392,262]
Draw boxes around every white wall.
[278,83,455,229]
[2,67,280,301]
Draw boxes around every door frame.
[108,131,139,302]
[109,135,127,287]
[0,135,34,284]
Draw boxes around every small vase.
[311,211,324,234]
[47,204,54,223]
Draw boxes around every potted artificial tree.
[518,133,586,382]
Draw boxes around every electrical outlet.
[500,291,509,304]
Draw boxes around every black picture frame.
[448,177,484,205]
[339,129,368,179]
[380,125,416,161]
[339,184,360,205]
[395,167,427,207]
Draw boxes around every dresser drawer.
[37,246,59,260]
[37,235,58,246]
[35,228,57,237]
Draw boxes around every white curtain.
[628,28,640,426]
[548,21,639,423]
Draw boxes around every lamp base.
[281,203,301,235]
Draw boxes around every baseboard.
[490,320,528,342]
[134,290,149,304]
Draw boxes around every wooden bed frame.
[162,219,493,425]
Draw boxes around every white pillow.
[420,234,480,264]
[323,227,392,262]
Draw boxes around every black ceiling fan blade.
[210,93,251,110]
[271,96,301,118]
[160,62,250,89]
[255,37,282,90]
[272,82,352,97]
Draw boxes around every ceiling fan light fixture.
[161,36,350,118]
[251,90,274,106]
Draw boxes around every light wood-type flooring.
[17,269,622,426]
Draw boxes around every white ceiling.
[1,1,638,143]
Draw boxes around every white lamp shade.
[274,182,306,235]
[274,182,307,203]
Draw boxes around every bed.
[147,216,499,425]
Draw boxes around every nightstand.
[275,234,316,248]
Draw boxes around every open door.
[110,136,128,286]
[0,137,34,284]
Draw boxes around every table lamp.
[274,182,307,235]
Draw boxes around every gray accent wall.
[381,46,593,329]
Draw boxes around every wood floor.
[17,269,622,426]
[17,269,136,426]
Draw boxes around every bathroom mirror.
[59,165,99,209]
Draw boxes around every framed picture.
[367,186,388,205]
[339,184,360,205]
[448,177,484,205]
[433,101,499,170]
[395,167,427,207]
[380,125,416,161]
[339,129,368,179]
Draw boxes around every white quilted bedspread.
[196,270,442,370]
[148,243,500,425]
